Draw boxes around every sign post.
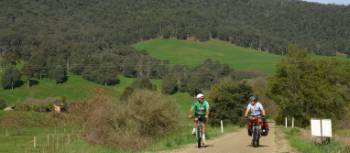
[285,117,288,128]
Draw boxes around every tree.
[161,75,178,95]
[268,45,350,127]
[131,78,156,90]
[1,66,22,90]
[21,63,34,88]
[82,65,119,86]
[49,65,67,84]
[208,78,253,126]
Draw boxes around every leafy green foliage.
[120,78,156,100]
[208,78,253,126]
[162,59,235,95]
[268,45,350,127]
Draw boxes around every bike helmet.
[249,96,257,102]
[196,93,204,99]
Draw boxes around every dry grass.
[67,89,180,151]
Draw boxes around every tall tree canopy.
[268,45,350,127]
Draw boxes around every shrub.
[70,89,180,151]
[120,86,136,101]
[130,78,156,90]
[125,90,179,137]
[120,78,156,100]
[161,75,178,95]
[208,78,253,126]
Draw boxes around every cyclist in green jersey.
[188,94,209,143]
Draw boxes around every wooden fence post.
[220,120,224,134]
[34,136,36,148]
[285,117,288,128]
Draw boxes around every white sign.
[311,119,321,136]
[322,119,332,137]
[310,119,332,137]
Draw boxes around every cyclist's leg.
[194,117,198,128]
[202,117,206,144]
[192,117,198,134]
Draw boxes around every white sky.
[303,0,350,5]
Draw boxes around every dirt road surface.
[161,123,296,153]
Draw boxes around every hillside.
[134,39,281,74]
[1,0,350,58]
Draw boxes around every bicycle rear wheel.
[197,122,202,148]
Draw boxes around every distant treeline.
[0,0,349,88]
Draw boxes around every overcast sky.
[303,0,350,5]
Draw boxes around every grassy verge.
[283,128,342,153]
[0,114,124,153]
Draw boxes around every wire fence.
[0,128,82,153]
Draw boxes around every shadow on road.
[193,144,214,148]
[247,145,269,148]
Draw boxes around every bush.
[208,78,253,126]
[161,76,178,95]
[120,86,136,101]
[125,90,179,137]
[69,89,180,151]
[0,99,7,110]
[120,78,156,100]
[131,78,156,90]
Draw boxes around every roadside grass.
[134,38,281,74]
[283,128,342,153]
[0,123,126,153]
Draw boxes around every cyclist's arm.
[259,103,266,116]
[188,104,195,118]
[244,104,250,117]
[244,108,249,117]
[261,107,266,116]
[205,101,209,119]
[205,109,209,119]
